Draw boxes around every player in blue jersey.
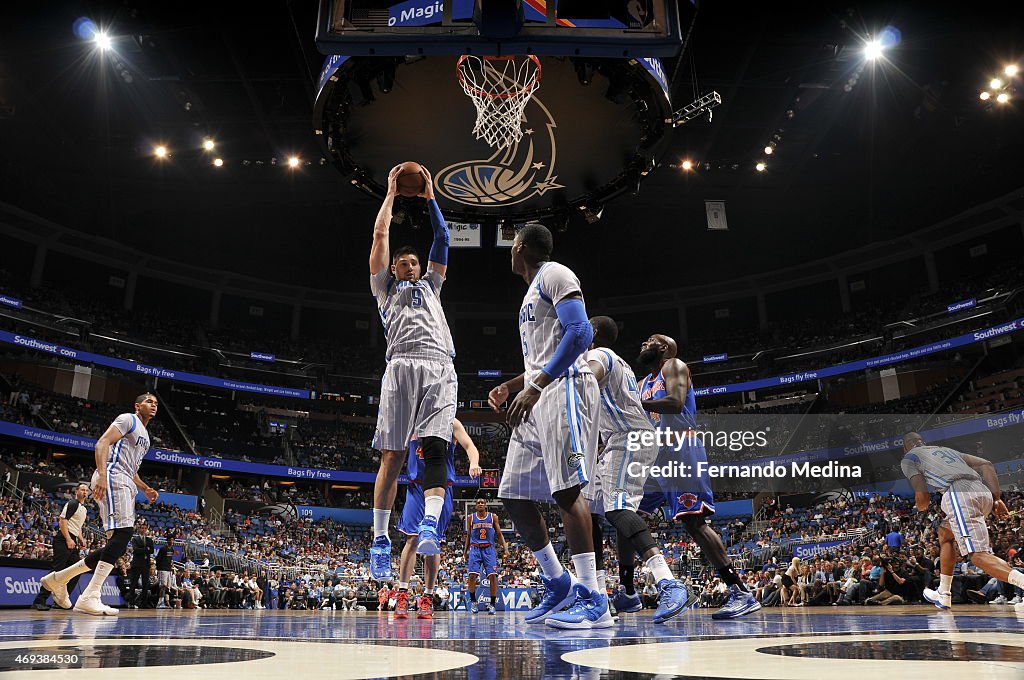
[464,498,508,614]
[637,334,761,620]
[901,432,1024,612]
[394,418,481,619]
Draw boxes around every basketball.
[396,161,426,197]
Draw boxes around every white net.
[457,55,541,150]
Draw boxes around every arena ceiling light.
[996,92,1010,104]
[1006,64,1019,77]
[980,91,991,100]
[863,40,884,61]
[94,31,112,51]
[287,156,301,168]
[990,78,1004,90]
[212,158,224,167]
[153,145,168,159]
[681,159,694,171]
[764,145,774,155]
[755,162,767,172]
[202,138,216,151]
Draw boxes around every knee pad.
[100,527,133,563]
[606,510,657,556]
[420,436,449,491]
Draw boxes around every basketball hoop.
[456,55,542,150]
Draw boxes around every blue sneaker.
[611,588,642,614]
[652,579,688,624]
[545,584,614,629]
[524,571,576,624]
[369,535,393,579]
[712,584,762,620]
[415,517,441,556]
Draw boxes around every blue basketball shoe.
[524,571,576,624]
[415,517,441,556]
[544,584,614,630]
[611,587,643,614]
[652,579,689,624]
[712,584,762,620]
[369,535,393,580]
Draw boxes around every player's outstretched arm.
[642,358,689,414]
[453,418,482,477]
[370,165,402,275]
[421,166,450,279]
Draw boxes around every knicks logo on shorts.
[678,493,698,510]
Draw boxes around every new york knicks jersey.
[371,268,455,361]
[901,445,983,493]
[106,413,151,481]
[407,439,457,484]
[584,347,654,436]
[640,367,697,431]
[518,262,591,378]
[469,512,497,547]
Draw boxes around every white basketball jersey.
[106,413,151,481]
[371,268,455,361]
[585,347,654,436]
[519,262,590,378]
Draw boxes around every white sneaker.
[1015,601,1024,614]
[74,595,118,616]
[990,595,1008,605]
[41,572,71,610]
[923,588,951,610]
[1009,596,1021,605]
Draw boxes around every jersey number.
[932,448,958,465]
[410,289,423,308]
[625,373,639,394]
[478,528,488,540]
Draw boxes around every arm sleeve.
[427,199,450,266]
[541,298,594,379]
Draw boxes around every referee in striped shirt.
[33,483,89,611]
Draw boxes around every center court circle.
[560,633,1024,680]
[0,639,478,679]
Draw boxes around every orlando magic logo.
[436,93,562,207]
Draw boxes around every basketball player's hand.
[418,165,435,200]
[144,487,159,503]
[386,165,402,197]
[993,499,1009,519]
[507,387,540,427]
[92,479,106,503]
[66,538,76,550]
[488,384,509,412]
[469,465,482,478]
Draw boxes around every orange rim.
[456,55,542,100]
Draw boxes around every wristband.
[527,378,544,393]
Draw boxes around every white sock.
[597,569,607,594]
[373,509,391,539]
[82,561,113,599]
[572,552,599,592]
[424,588,434,595]
[1008,570,1024,589]
[424,496,444,523]
[398,582,409,591]
[646,554,674,583]
[939,574,953,595]
[53,559,90,584]
[533,543,565,579]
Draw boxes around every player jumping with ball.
[368,163,457,580]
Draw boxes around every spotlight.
[764,145,774,155]
[153,145,168,159]
[755,162,766,172]
[996,92,1010,104]
[863,40,883,61]
[202,138,215,151]
[213,158,224,167]
[1006,64,1019,77]
[94,31,112,51]
[287,156,300,168]
[681,160,693,171]
[990,78,1004,89]
[980,91,991,101]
